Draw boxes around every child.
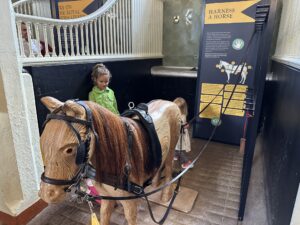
[174,123,193,169]
[89,63,119,115]
[85,64,120,204]
[173,98,193,169]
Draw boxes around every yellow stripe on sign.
[201,95,223,104]
[223,99,245,109]
[223,92,246,100]
[199,103,221,119]
[222,108,245,117]
[59,0,93,19]
[225,84,248,92]
[201,83,224,95]
[205,0,260,24]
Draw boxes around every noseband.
[41,101,98,188]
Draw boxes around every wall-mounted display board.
[194,0,262,145]
[51,0,104,19]
[194,0,279,222]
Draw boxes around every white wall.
[0,1,43,216]
[273,0,300,68]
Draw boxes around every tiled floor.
[27,136,266,225]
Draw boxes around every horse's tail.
[173,97,188,122]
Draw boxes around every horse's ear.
[41,97,63,112]
[64,100,85,119]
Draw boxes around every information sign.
[194,0,261,144]
[52,0,103,19]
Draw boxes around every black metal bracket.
[244,89,256,115]
[255,4,270,31]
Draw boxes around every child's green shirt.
[88,86,119,115]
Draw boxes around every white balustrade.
[14,0,52,18]
[13,0,163,66]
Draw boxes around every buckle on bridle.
[131,185,143,195]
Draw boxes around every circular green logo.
[232,38,245,50]
[211,117,222,127]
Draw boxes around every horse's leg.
[152,168,161,187]
[100,199,116,225]
[240,73,245,84]
[226,72,230,83]
[161,152,174,202]
[120,199,138,225]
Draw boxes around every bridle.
[41,101,98,189]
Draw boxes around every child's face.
[95,74,110,91]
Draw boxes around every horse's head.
[39,97,96,203]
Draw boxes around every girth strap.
[84,164,151,195]
[121,103,162,170]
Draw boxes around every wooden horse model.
[39,96,187,225]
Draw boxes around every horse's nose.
[40,183,65,203]
[47,188,56,199]
[45,187,64,202]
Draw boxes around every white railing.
[14,0,52,18]
[14,0,163,66]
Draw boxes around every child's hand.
[183,123,189,129]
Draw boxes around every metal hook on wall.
[185,9,193,25]
[173,15,180,24]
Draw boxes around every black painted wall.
[151,76,197,121]
[26,59,197,133]
[262,61,300,225]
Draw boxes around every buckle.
[124,163,132,176]
[131,185,143,195]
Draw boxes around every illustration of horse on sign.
[39,96,187,225]
[217,60,252,84]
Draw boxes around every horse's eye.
[65,148,73,154]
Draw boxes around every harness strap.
[122,119,134,190]
[43,101,100,166]
[83,164,152,195]
[85,164,96,179]
[75,101,92,165]
[44,114,91,127]
[41,172,76,186]
[74,180,145,197]
[76,101,98,141]
[144,176,182,225]
[45,113,90,165]
[125,121,133,165]
[121,103,162,170]
[41,165,84,186]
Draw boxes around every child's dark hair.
[91,63,111,84]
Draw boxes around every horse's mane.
[87,102,152,184]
